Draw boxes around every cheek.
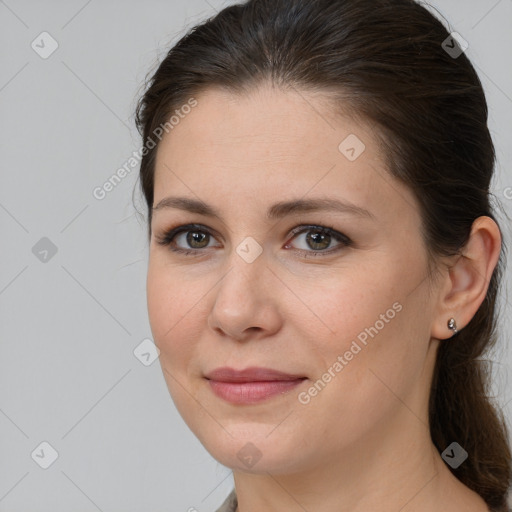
[146,260,194,361]
[298,262,403,350]
[301,263,420,398]
[146,262,172,342]
[146,264,201,420]
[302,279,429,441]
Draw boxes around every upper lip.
[205,367,306,382]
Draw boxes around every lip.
[205,366,307,404]
[205,366,305,382]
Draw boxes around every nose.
[207,252,282,342]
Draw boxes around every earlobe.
[447,317,458,336]
[431,216,502,341]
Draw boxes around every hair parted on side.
[134,0,512,509]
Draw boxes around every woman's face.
[147,84,440,474]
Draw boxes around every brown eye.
[305,230,332,251]
[155,223,219,255]
[185,230,210,249]
[156,223,352,259]
[285,225,352,257]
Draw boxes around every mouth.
[204,367,307,405]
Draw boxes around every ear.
[431,216,502,340]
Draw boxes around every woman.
[134,0,512,510]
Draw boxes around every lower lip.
[207,379,305,404]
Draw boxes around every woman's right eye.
[155,224,219,256]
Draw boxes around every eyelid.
[286,224,351,245]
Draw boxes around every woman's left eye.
[155,223,352,258]
[285,225,352,257]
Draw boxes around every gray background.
[0,0,511,510]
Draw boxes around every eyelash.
[155,223,353,259]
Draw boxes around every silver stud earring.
[447,317,458,335]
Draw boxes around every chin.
[195,423,308,474]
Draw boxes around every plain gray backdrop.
[1,0,511,510]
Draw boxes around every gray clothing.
[215,489,237,512]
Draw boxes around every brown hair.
[134,0,512,509]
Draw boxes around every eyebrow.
[152,196,376,222]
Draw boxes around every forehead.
[157,85,366,166]
[153,85,418,227]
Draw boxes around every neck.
[231,411,486,512]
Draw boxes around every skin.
[146,84,500,512]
